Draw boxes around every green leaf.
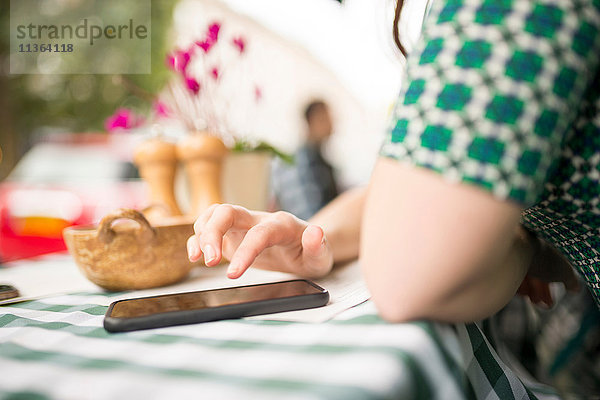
[232,140,294,164]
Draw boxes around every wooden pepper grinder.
[177,133,228,217]
[133,137,182,218]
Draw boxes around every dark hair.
[393,0,407,57]
[304,100,327,122]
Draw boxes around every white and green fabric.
[0,292,559,400]
[381,0,600,306]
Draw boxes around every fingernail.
[316,236,326,255]
[187,240,199,261]
[203,244,216,264]
[227,263,238,276]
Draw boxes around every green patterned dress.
[381,0,600,307]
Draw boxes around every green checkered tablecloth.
[0,290,560,400]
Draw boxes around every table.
[0,256,560,400]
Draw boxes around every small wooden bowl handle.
[97,208,156,244]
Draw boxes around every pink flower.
[195,40,214,53]
[185,76,201,94]
[196,22,221,54]
[104,108,144,132]
[153,101,171,118]
[254,86,262,102]
[210,67,220,80]
[207,22,221,43]
[232,37,246,54]
[166,49,191,73]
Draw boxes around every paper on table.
[0,254,370,323]
[248,260,370,322]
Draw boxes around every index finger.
[226,222,283,279]
[196,204,255,266]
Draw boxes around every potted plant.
[162,22,291,214]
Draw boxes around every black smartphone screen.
[104,279,329,332]
[110,279,325,318]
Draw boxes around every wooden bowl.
[63,208,196,291]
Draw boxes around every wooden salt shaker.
[177,133,228,217]
[133,137,182,217]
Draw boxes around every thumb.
[301,225,332,276]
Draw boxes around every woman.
[187,0,600,324]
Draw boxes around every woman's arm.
[309,186,366,263]
[361,158,535,323]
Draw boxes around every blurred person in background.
[270,100,339,220]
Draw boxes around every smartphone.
[0,284,20,301]
[104,279,329,333]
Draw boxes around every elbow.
[370,293,423,323]
[362,254,512,323]
[367,277,465,323]
[360,253,477,323]
[367,271,441,323]
[360,257,435,323]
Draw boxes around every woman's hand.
[517,229,580,307]
[186,204,334,279]
[517,275,555,307]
